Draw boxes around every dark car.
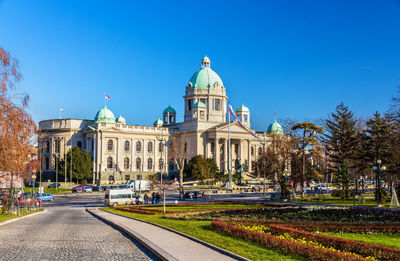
[101,186,109,191]
[92,186,101,192]
[184,191,203,199]
[48,183,61,188]
[110,186,118,189]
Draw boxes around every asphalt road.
[0,197,158,261]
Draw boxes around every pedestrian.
[156,192,161,204]
[144,193,149,204]
[151,192,156,204]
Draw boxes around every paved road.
[0,209,158,261]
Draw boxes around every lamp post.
[262,159,266,195]
[373,159,386,206]
[32,173,37,207]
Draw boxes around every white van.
[104,189,136,207]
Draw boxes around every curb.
[98,208,250,261]
[86,208,177,261]
[0,209,47,226]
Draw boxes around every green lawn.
[322,233,400,249]
[0,209,43,222]
[145,204,268,211]
[101,207,305,261]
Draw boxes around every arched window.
[159,158,163,171]
[91,140,94,151]
[46,141,50,153]
[108,140,113,151]
[258,147,263,155]
[234,144,239,154]
[159,142,163,152]
[148,141,153,152]
[77,141,82,150]
[251,146,254,156]
[136,158,141,170]
[124,157,129,170]
[184,142,187,153]
[148,158,153,170]
[125,140,130,151]
[45,157,49,170]
[136,141,141,152]
[107,157,113,168]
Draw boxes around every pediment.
[213,122,254,134]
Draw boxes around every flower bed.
[113,201,280,215]
[212,220,400,260]
[194,206,400,222]
[212,221,369,261]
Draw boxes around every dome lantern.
[201,56,210,68]
[267,120,284,135]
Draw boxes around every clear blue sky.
[1,0,400,131]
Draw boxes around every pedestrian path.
[89,209,242,261]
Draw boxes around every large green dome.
[188,56,224,90]
[267,120,284,135]
[95,106,116,124]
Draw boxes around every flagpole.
[228,102,232,188]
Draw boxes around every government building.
[38,57,283,184]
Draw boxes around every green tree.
[336,160,351,199]
[321,102,358,197]
[58,147,93,183]
[186,155,218,186]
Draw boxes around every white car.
[81,186,92,192]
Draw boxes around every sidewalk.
[88,209,244,261]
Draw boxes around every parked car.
[314,185,328,192]
[92,186,103,192]
[184,191,203,199]
[110,186,118,189]
[119,185,127,189]
[18,196,41,206]
[72,186,83,193]
[81,185,92,192]
[47,183,61,188]
[36,193,54,201]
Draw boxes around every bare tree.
[0,47,37,212]
[169,132,187,200]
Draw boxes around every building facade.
[39,57,283,184]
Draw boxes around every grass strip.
[321,233,400,250]
[0,209,43,222]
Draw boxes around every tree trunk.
[301,153,305,198]
[179,168,184,200]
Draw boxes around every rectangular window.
[125,175,130,181]
[200,98,206,106]
[200,111,205,119]
[137,174,142,180]
[188,99,192,111]
[244,115,248,122]
[214,99,220,111]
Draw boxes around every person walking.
[156,192,161,204]
[144,192,149,204]
[151,192,156,204]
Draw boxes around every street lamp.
[262,159,266,195]
[373,159,386,206]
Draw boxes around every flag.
[228,104,259,139]
[105,94,110,100]
[59,106,64,112]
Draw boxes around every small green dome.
[94,106,116,124]
[193,101,206,108]
[236,104,249,113]
[154,118,163,125]
[163,105,176,114]
[116,115,126,124]
[267,120,284,135]
[188,57,224,90]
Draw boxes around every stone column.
[130,138,134,172]
[248,139,252,172]
[215,137,220,170]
